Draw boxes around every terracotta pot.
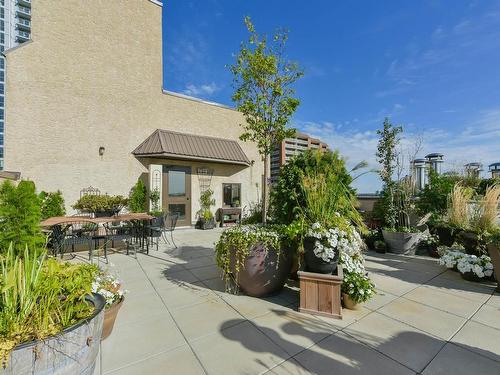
[303,237,338,274]
[342,293,360,310]
[101,297,124,340]
[487,243,500,292]
[229,243,293,297]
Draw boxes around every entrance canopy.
[132,129,251,166]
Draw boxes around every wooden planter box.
[298,267,343,319]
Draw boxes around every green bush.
[73,194,128,213]
[128,180,147,213]
[0,180,45,255]
[416,170,461,220]
[39,190,66,220]
[270,150,361,227]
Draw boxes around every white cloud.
[182,82,220,97]
[294,108,500,193]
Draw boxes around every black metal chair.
[146,212,178,250]
[161,212,178,248]
[103,221,139,257]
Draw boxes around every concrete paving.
[92,228,500,375]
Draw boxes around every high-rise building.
[0,0,31,169]
[489,162,500,179]
[270,132,329,182]
[464,162,483,178]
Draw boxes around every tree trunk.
[262,154,269,224]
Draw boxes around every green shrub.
[128,180,147,213]
[39,190,66,219]
[73,194,128,213]
[270,150,361,227]
[416,170,461,220]
[241,201,263,224]
[0,180,45,255]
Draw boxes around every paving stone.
[190,321,289,375]
[292,331,415,375]
[404,285,484,318]
[471,303,500,330]
[105,345,205,375]
[423,343,500,375]
[170,299,242,341]
[156,281,218,310]
[252,309,337,356]
[363,290,399,311]
[378,299,466,340]
[101,313,186,373]
[451,320,500,362]
[345,311,446,372]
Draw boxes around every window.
[223,183,241,207]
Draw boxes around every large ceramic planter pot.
[342,293,360,310]
[382,226,428,255]
[435,226,455,247]
[1,293,105,375]
[487,243,500,292]
[303,237,339,274]
[229,243,293,297]
[101,296,124,340]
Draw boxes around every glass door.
[162,165,191,226]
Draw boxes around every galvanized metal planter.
[382,226,428,255]
[1,293,105,375]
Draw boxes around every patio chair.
[161,212,178,249]
[146,215,164,252]
[146,212,178,250]
[103,221,138,256]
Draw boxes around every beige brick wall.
[4,0,263,222]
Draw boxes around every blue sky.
[162,1,500,192]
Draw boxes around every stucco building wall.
[4,0,263,221]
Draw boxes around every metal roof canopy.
[132,129,251,166]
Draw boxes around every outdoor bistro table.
[41,213,155,258]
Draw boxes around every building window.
[223,183,241,207]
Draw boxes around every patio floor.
[93,228,500,375]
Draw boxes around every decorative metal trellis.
[197,167,214,192]
[80,186,101,198]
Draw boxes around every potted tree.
[376,120,426,254]
[196,189,216,230]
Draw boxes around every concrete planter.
[229,243,293,297]
[1,293,105,375]
[487,243,500,292]
[382,227,427,255]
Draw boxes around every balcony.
[16,30,30,42]
[16,6,31,19]
[16,18,31,30]
[17,0,31,7]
